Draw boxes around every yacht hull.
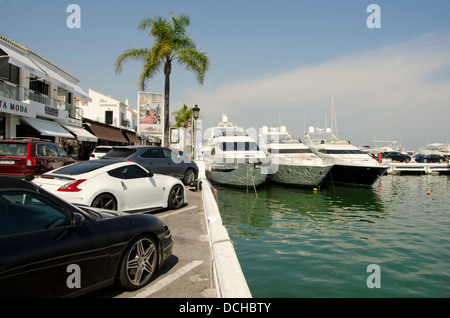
[325,164,388,188]
[269,163,332,187]
[205,161,268,188]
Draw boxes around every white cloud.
[183,30,450,150]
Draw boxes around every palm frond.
[176,48,210,85]
[114,47,151,74]
[138,58,162,90]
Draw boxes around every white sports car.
[32,160,185,213]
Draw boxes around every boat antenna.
[331,86,338,137]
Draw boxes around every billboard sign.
[137,91,163,135]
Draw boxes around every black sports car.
[0,176,173,298]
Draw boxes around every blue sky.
[1,0,449,150]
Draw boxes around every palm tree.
[172,103,193,128]
[114,13,209,146]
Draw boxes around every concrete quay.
[88,161,251,298]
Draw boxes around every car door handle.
[121,181,127,190]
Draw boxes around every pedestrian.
[78,144,84,161]
[67,144,73,157]
[84,143,91,160]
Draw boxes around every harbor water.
[216,175,450,297]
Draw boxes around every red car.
[0,138,76,180]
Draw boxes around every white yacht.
[259,126,332,187]
[304,127,389,187]
[203,113,271,188]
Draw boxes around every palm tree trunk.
[164,72,170,147]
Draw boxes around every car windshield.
[102,148,136,158]
[51,160,114,175]
[0,142,28,156]
[94,147,112,154]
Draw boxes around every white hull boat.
[259,126,332,187]
[203,113,270,188]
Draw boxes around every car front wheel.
[168,184,184,209]
[118,235,158,290]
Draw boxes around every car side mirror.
[148,171,154,178]
[72,212,85,227]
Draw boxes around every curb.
[197,161,252,298]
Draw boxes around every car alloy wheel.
[183,169,196,185]
[91,193,117,210]
[118,235,158,290]
[168,184,184,209]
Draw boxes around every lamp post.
[192,105,200,159]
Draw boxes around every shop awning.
[124,130,140,143]
[22,117,74,139]
[0,43,46,78]
[84,120,128,143]
[62,124,98,142]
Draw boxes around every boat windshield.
[219,142,260,152]
[269,148,312,154]
[318,149,365,154]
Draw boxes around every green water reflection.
[217,175,450,297]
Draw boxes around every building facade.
[76,89,141,146]
[77,89,160,146]
[0,34,95,157]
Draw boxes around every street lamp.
[192,105,200,121]
[192,105,200,159]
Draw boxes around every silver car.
[101,146,198,186]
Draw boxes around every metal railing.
[0,84,83,120]
[0,81,19,100]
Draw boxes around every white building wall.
[79,88,138,132]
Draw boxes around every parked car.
[32,160,185,212]
[0,138,76,180]
[414,154,446,163]
[101,146,198,186]
[382,151,411,162]
[89,145,113,160]
[0,176,173,297]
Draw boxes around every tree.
[114,13,209,146]
[172,103,193,128]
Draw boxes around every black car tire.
[183,168,196,186]
[168,184,184,209]
[118,235,158,290]
[91,193,118,210]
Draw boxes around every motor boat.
[259,126,332,187]
[304,127,388,187]
[203,113,270,188]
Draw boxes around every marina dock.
[388,162,450,175]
